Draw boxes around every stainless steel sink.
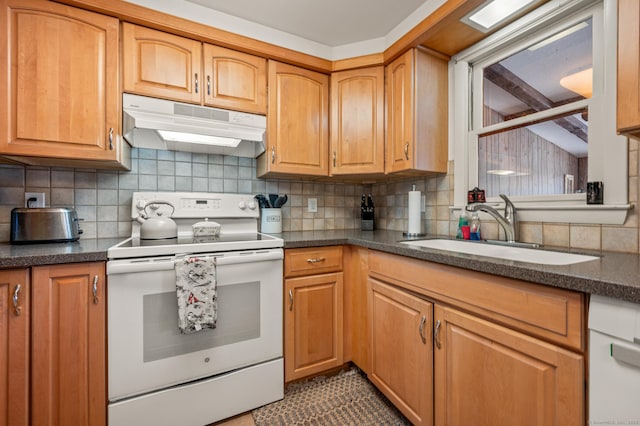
[400,239,598,266]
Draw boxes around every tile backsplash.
[2,142,640,255]
[0,148,367,241]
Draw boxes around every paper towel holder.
[403,185,426,238]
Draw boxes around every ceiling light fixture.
[461,0,536,33]
[156,130,241,147]
[559,68,593,98]
[528,22,589,51]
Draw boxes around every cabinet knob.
[12,284,22,316]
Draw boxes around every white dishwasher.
[589,294,640,425]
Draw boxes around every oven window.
[143,281,260,362]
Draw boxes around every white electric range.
[107,192,284,426]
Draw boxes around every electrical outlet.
[308,198,318,213]
[25,192,45,208]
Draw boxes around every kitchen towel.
[175,256,218,334]
[407,188,422,235]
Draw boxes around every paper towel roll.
[408,189,421,235]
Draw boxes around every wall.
[0,148,365,241]
[372,140,640,254]
[2,141,639,254]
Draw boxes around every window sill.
[452,204,633,225]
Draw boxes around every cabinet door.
[284,272,343,382]
[261,60,329,177]
[122,23,202,104]
[203,45,267,114]
[385,49,448,175]
[0,0,120,162]
[330,67,384,175]
[386,50,414,173]
[618,0,640,137]
[369,278,433,426]
[434,305,584,426]
[31,263,106,426]
[0,269,29,426]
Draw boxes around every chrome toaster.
[10,207,83,244]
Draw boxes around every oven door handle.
[107,250,283,274]
[214,250,283,266]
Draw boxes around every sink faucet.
[466,194,518,243]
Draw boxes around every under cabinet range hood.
[122,94,266,158]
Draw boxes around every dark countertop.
[0,238,122,268]
[2,231,640,304]
[279,230,640,304]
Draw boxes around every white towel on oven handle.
[174,255,218,334]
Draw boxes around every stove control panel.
[131,192,259,219]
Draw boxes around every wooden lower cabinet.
[369,278,433,426]
[31,262,106,426]
[284,272,343,382]
[433,304,584,426]
[0,269,29,426]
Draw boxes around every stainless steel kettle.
[135,201,178,240]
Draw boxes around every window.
[452,0,629,224]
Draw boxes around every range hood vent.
[122,94,266,158]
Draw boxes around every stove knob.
[248,201,257,210]
[238,201,247,210]
[136,200,147,210]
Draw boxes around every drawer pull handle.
[289,289,293,311]
[419,315,427,344]
[207,75,211,95]
[13,284,22,316]
[92,275,99,305]
[434,320,441,349]
[333,151,337,168]
[271,146,276,164]
[404,142,409,160]
[306,257,326,264]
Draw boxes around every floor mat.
[252,368,411,425]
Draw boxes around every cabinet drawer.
[285,246,343,277]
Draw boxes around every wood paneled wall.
[478,107,587,197]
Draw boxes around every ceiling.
[185,0,428,47]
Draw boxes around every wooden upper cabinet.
[203,45,267,114]
[0,269,29,426]
[258,60,329,177]
[434,304,584,426]
[31,262,106,426]
[385,48,448,175]
[122,24,267,115]
[122,23,202,104]
[617,0,640,138]
[0,0,122,165]
[330,67,385,175]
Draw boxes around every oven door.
[107,248,283,401]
